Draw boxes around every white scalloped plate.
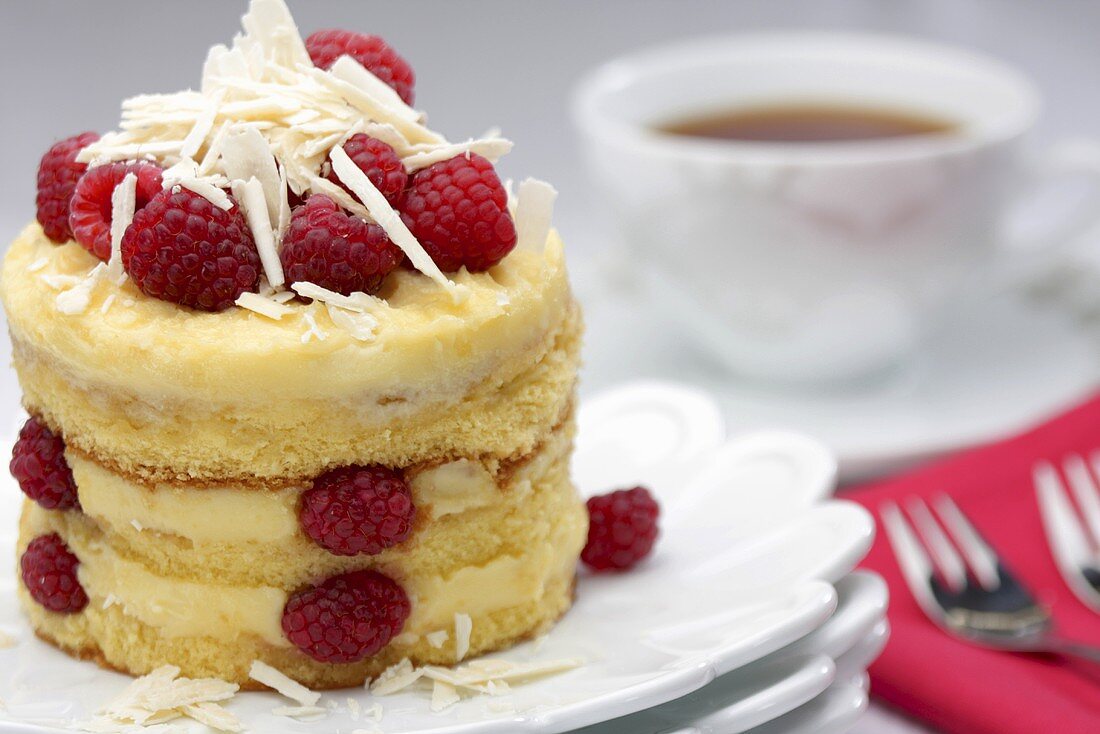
[0,381,873,734]
[745,681,869,734]
[582,569,887,734]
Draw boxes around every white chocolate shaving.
[431,680,460,712]
[82,665,242,733]
[291,281,376,311]
[248,660,320,706]
[306,174,374,222]
[181,701,244,732]
[56,263,107,315]
[234,176,284,286]
[181,177,234,210]
[235,291,293,320]
[107,173,137,283]
[514,178,557,252]
[329,55,419,123]
[181,89,226,159]
[271,705,327,720]
[221,126,282,226]
[402,137,513,172]
[26,257,49,273]
[369,659,424,696]
[326,303,379,341]
[331,145,460,298]
[300,309,327,342]
[454,612,473,662]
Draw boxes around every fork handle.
[1043,636,1100,666]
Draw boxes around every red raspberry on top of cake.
[121,188,260,312]
[326,134,408,209]
[402,153,518,272]
[69,162,162,261]
[35,132,100,243]
[306,29,416,105]
[280,194,402,297]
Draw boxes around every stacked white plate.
[0,380,883,733]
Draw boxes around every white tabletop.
[5,1,1100,731]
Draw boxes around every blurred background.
[4,2,1100,732]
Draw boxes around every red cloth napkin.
[847,393,1100,734]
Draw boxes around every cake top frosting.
[22,0,558,342]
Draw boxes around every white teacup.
[573,32,1100,383]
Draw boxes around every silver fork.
[1035,454,1100,612]
[882,494,1100,665]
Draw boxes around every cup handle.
[994,137,1100,290]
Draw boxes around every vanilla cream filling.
[70,535,576,647]
[72,455,301,544]
[411,460,499,520]
[70,422,571,544]
[78,549,289,646]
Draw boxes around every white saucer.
[577,269,1100,481]
[587,570,888,734]
[745,680,869,734]
[0,382,874,734]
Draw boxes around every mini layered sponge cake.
[3,0,584,688]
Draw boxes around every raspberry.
[10,417,79,511]
[280,195,402,296]
[21,533,88,613]
[299,465,415,556]
[401,154,517,272]
[282,570,410,663]
[69,162,163,261]
[306,29,416,105]
[121,187,260,311]
[326,134,408,209]
[581,486,660,572]
[36,132,100,243]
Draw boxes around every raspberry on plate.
[326,133,408,209]
[305,29,416,105]
[69,162,163,261]
[10,416,79,511]
[280,194,402,296]
[299,465,415,556]
[36,132,100,243]
[581,486,660,572]
[121,187,261,312]
[282,570,410,663]
[21,533,88,613]
[401,153,517,273]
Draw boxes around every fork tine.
[1066,453,1100,548]
[933,495,1001,591]
[881,502,938,612]
[906,497,967,591]
[1035,461,1097,587]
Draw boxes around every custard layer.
[19,569,577,689]
[69,417,576,587]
